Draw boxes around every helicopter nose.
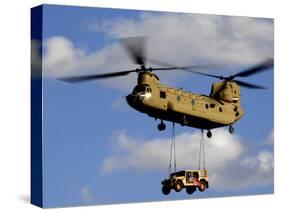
[126,94,144,108]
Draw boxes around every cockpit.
[132,85,152,101]
[126,85,152,108]
[133,85,152,94]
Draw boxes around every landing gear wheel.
[229,125,234,134]
[186,186,196,195]
[174,181,183,192]
[207,130,212,138]
[162,185,171,195]
[198,181,206,192]
[158,121,166,131]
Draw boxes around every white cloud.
[43,36,104,77]
[101,129,273,191]
[101,129,243,173]
[219,150,274,190]
[89,13,273,65]
[242,151,273,172]
[43,13,273,92]
[43,36,138,91]
[81,186,94,203]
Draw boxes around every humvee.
[161,169,209,195]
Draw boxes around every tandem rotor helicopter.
[60,36,273,138]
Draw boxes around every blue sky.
[39,4,273,207]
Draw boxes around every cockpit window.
[133,86,152,94]
[133,86,146,93]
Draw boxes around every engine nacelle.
[210,81,240,103]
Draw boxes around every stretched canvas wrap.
[31,4,274,208]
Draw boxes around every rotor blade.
[59,69,137,82]
[152,66,222,78]
[235,79,267,89]
[120,36,146,66]
[181,67,224,79]
[146,57,179,68]
[233,58,273,78]
[146,57,224,78]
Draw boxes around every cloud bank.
[42,12,273,91]
[101,129,273,191]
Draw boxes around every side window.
[160,91,166,99]
[193,172,199,179]
[147,87,152,93]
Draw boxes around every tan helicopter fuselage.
[126,72,244,130]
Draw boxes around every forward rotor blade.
[120,36,146,66]
[146,57,178,68]
[59,69,136,82]
[233,58,273,78]
[235,79,267,89]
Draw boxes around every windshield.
[133,86,146,94]
[133,85,152,94]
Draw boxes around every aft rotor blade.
[181,67,224,79]
[59,69,137,82]
[156,66,224,79]
[146,57,223,78]
[233,58,273,78]
[235,79,267,89]
[120,36,146,66]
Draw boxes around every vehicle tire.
[186,186,195,195]
[174,181,183,192]
[198,180,206,192]
[162,185,171,195]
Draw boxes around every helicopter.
[60,36,273,138]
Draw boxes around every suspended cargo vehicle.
[161,169,209,195]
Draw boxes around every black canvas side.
[31,5,43,208]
